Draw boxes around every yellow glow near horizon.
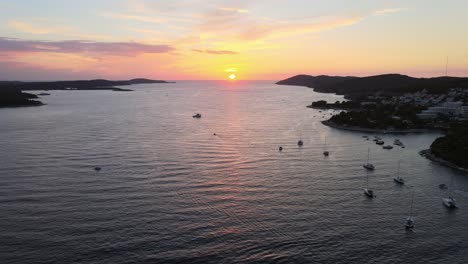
[229,73,236,80]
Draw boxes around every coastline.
[321,120,441,134]
[420,149,468,173]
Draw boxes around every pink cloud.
[192,49,238,55]
[0,37,174,56]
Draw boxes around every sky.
[0,0,467,81]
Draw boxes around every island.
[0,87,43,107]
[0,78,173,91]
[0,78,173,108]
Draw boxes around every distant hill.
[0,78,173,91]
[277,74,468,99]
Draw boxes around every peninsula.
[0,78,173,108]
[0,78,173,91]
[0,87,43,107]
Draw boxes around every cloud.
[192,49,238,55]
[99,12,166,23]
[219,7,248,13]
[0,37,174,56]
[8,20,74,35]
[374,8,405,16]
[7,20,112,40]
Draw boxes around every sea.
[1,81,467,264]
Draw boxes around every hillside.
[277,74,468,99]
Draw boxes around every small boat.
[442,175,457,208]
[363,148,375,170]
[192,113,202,118]
[279,146,283,151]
[297,140,304,146]
[442,197,457,208]
[405,188,415,229]
[393,161,405,184]
[405,216,415,229]
[94,167,101,171]
[376,140,385,145]
[394,176,404,184]
[383,145,393,149]
[38,92,50,96]
[362,135,369,138]
[439,184,448,189]
[394,139,402,146]
[323,137,329,156]
[364,170,374,198]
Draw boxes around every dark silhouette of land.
[0,87,43,107]
[277,74,468,99]
[0,78,173,107]
[0,78,173,91]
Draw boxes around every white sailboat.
[364,170,374,198]
[393,161,404,184]
[363,148,375,170]
[405,188,415,229]
[442,175,457,208]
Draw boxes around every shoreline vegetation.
[420,150,468,173]
[322,120,439,134]
[425,122,468,171]
[0,78,172,108]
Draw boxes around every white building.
[417,102,464,119]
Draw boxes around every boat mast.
[409,188,414,217]
[448,175,453,197]
[367,148,370,164]
[366,169,369,189]
[397,160,401,178]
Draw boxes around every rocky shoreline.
[321,120,439,134]
[420,149,468,173]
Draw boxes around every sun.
[229,73,236,80]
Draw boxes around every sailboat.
[442,175,457,208]
[364,170,374,198]
[405,189,415,229]
[363,148,375,170]
[393,161,404,184]
[323,137,329,156]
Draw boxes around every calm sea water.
[1,81,467,264]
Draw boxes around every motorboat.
[442,197,457,208]
[297,140,303,146]
[376,140,385,145]
[383,145,393,149]
[193,113,202,118]
[279,146,283,151]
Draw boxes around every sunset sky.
[1,0,467,80]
